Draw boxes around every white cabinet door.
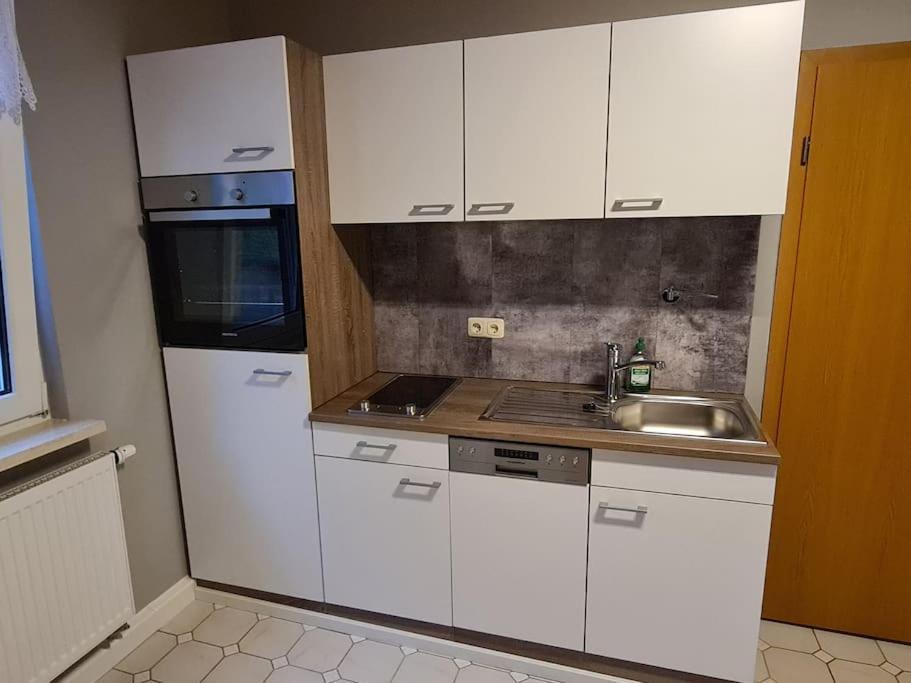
[464,24,611,222]
[316,456,452,625]
[163,348,323,601]
[586,486,772,683]
[450,472,588,649]
[324,42,464,223]
[606,1,803,217]
[128,37,294,177]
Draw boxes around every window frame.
[0,117,46,427]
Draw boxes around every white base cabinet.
[316,456,453,625]
[450,472,588,650]
[163,347,323,601]
[586,452,775,683]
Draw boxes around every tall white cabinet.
[163,348,324,601]
[127,37,294,177]
[605,1,803,217]
[323,42,464,223]
[463,24,611,221]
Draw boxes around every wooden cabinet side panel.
[286,41,376,406]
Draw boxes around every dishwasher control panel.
[449,438,590,485]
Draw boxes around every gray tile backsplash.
[370,217,759,394]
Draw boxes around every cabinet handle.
[409,203,454,216]
[399,478,441,489]
[356,440,398,451]
[610,198,663,212]
[231,146,275,154]
[598,502,648,514]
[468,202,514,216]
[252,368,293,377]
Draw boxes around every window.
[0,116,45,426]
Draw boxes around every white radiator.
[0,450,135,683]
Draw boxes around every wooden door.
[464,24,611,222]
[163,347,324,601]
[127,37,294,176]
[763,44,911,641]
[315,456,453,625]
[606,1,803,217]
[323,42,464,223]
[586,486,772,683]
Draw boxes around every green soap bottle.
[626,337,652,393]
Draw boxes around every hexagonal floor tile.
[764,647,834,683]
[205,653,273,683]
[240,618,304,659]
[267,667,326,683]
[339,640,403,683]
[816,630,885,665]
[455,665,515,683]
[98,671,132,683]
[880,641,911,672]
[393,652,457,683]
[755,650,768,682]
[830,660,897,683]
[899,673,911,683]
[115,632,177,674]
[161,601,215,635]
[194,607,258,647]
[760,621,820,653]
[287,629,353,672]
[152,640,224,683]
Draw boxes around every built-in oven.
[141,170,306,351]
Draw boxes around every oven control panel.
[449,438,590,485]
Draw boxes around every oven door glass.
[147,207,306,351]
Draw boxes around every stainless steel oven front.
[142,170,306,352]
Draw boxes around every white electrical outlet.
[468,317,506,339]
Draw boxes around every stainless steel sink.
[480,386,765,444]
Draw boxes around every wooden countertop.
[310,373,780,465]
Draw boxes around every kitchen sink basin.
[480,386,765,444]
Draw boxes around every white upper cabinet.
[605,1,804,217]
[127,37,294,177]
[464,24,611,221]
[323,42,464,223]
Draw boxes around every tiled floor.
[100,600,911,683]
[756,620,911,683]
[99,600,560,683]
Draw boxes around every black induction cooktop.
[347,374,460,419]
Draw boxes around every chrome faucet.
[605,342,666,404]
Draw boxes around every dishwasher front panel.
[450,470,589,650]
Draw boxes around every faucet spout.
[604,342,665,404]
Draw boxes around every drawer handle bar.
[253,368,293,377]
[399,478,441,489]
[611,198,663,212]
[599,502,649,514]
[409,203,454,216]
[356,440,398,451]
[468,202,514,216]
[232,146,275,154]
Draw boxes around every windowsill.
[0,418,107,475]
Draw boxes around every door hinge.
[800,136,811,166]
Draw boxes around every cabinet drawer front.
[312,423,449,469]
[586,486,771,682]
[316,457,452,625]
[592,449,776,504]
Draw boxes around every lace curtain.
[0,0,36,124]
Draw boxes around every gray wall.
[228,0,911,54]
[18,0,234,609]
[372,218,759,393]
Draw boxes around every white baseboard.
[194,587,633,683]
[61,576,196,683]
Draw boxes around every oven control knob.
[559,455,566,465]
[359,400,370,412]
[230,188,245,201]
[545,454,552,464]
[184,190,199,203]
[469,447,476,455]
[404,402,417,417]
[573,456,579,466]
[457,446,463,454]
